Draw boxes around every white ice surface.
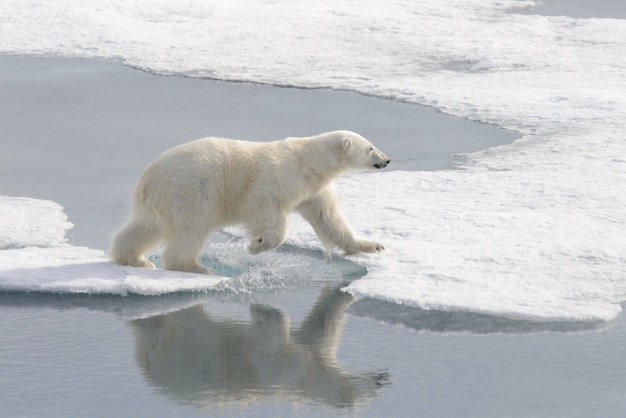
[0,196,73,250]
[1,0,625,321]
[0,197,226,295]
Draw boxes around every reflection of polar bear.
[110,131,390,273]
[131,285,389,408]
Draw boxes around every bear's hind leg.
[161,227,212,274]
[110,217,161,269]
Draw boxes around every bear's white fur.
[110,130,389,273]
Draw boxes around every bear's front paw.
[361,240,385,253]
[344,239,385,255]
[248,232,286,255]
[247,236,267,255]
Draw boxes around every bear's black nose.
[374,159,390,169]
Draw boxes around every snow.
[0,196,73,250]
[0,197,226,295]
[1,0,625,322]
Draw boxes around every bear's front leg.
[247,214,289,255]
[297,186,385,255]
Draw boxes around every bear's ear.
[342,136,352,152]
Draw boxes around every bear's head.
[339,132,390,171]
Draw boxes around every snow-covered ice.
[0,197,226,295]
[1,0,625,322]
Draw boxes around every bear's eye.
[368,146,374,152]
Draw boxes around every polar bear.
[110,130,390,274]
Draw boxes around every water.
[2,289,626,417]
[1,0,626,416]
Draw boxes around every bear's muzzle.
[374,158,390,169]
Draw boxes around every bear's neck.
[292,138,348,189]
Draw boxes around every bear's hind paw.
[164,262,212,275]
[114,256,156,269]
